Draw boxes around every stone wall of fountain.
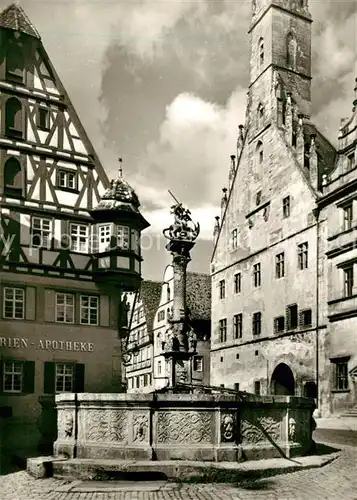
[54,392,315,462]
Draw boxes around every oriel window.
[117,225,130,249]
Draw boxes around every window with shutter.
[23,361,35,394]
[43,362,55,394]
[100,295,110,327]
[74,364,85,392]
[25,286,36,321]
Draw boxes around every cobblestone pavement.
[1,448,357,500]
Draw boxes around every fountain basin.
[54,392,315,462]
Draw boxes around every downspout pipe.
[314,206,321,415]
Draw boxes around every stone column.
[172,252,189,324]
[162,200,200,390]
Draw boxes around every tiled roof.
[0,3,40,39]
[139,280,162,333]
[186,272,211,321]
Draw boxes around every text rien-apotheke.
[0,337,94,352]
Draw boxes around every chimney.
[221,188,228,218]
[229,155,236,190]
[296,115,304,166]
[285,92,293,145]
[309,134,318,190]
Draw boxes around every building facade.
[211,0,339,415]
[0,3,147,465]
[318,83,357,415]
[126,265,211,392]
[125,281,161,393]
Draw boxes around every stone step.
[342,407,357,417]
[28,453,338,483]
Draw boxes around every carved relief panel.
[241,411,282,444]
[157,411,212,444]
[81,409,128,443]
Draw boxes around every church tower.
[248,0,312,138]
[211,0,334,416]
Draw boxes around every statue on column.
[163,192,200,243]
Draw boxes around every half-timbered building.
[0,3,148,467]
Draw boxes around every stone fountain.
[31,198,316,480]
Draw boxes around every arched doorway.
[271,363,295,396]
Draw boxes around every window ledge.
[328,294,357,305]
[328,225,357,241]
[56,187,80,194]
[331,389,350,394]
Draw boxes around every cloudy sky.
[5,0,357,280]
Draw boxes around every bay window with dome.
[89,168,149,292]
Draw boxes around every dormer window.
[258,38,264,68]
[6,45,24,83]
